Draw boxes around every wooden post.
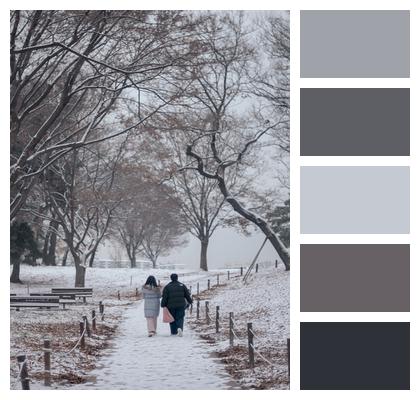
[135,287,139,297]
[17,355,30,390]
[79,321,85,349]
[196,282,199,296]
[117,290,120,300]
[217,274,220,286]
[229,312,234,347]
[207,279,210,290]
[92,310,96,332]
[43,339,51,386]
[287,338,290,379]
[99,301,104,321]
[83,315,91,338]
[190,298,193,314]
[275,259,278,268]
[247,323,255,368]
[256,263,259,273]
[196,299,200,319]
[240,267,243,276]
[215,306,220,333]
[205,301,210,324]
[228,270,230,280]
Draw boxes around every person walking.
[161,273,193,337]
[141,276,162,337]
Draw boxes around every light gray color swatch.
[300,166,410,234]
[300,88,410,156]
[300,244,410,312]
[300,10,410,78]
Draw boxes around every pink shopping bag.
[162,307,174,323]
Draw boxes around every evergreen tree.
[10,221,40,283]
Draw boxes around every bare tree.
[165,133,227,271]
[140,191,187,268]
[186,127,290,269]
[111,166,153,269]
[180,12,290,269]
[10,10,199,220]
[153,12,255,270]
[252,13,290,189]
[111,168,187,268]
[33,142,125,286]
[114,212,146,269]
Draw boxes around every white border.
[1,1,419,399]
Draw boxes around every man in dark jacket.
[161,273,193,336]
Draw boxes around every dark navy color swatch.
[300,322,410,390]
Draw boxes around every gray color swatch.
[301,10,410,78]
[300,166,410,234]
[300,88,410,156]
[300,244,410,312]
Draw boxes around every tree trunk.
[216,176,290,270]
[62,248,69,266]
[129,253,137,268]
[10,260,22,283]
[73,255,86,287]
[200,239,209,271]
[46,220,59,265]
[88,247,97,269]
[152,258,157,268]
[42,231,51,264]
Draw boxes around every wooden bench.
[10,295,60,310]
[30,293,76,309]
[51,288,93,303]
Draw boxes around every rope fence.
[189,259,284,302]
[190,301,289,372]
[12,300,108,390]
[186,260,289,375]
[66,320,87,354]
[249,343,278,368]
[248,327,264,341]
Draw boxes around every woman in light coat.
[141,275,162,337]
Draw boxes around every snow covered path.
[78,300,235,390]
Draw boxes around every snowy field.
[10,263,289,390]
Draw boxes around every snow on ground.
[10,263,289,390]
[10,264,238,389]
[76,301,237,390]
[188,263,290,389]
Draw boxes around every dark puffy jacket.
[161,281,193,309]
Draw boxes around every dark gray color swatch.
[300,166,410,234]
[300,244,410,312]
[301,10,410,78]
[300,88,410,156]
[300,322,410,390]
